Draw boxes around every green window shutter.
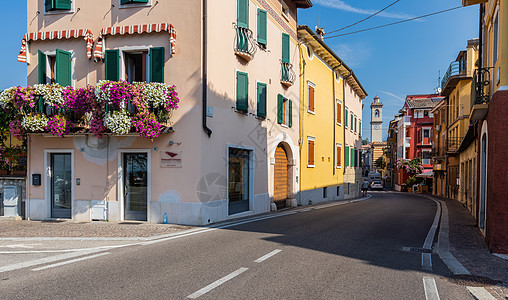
[277,94,284,124]
[55,0,71,10]
[38,50,47,84]
[351,148,354,167]
[237,0,249,28]
[105,49,120,81]
[288,99,293,127]
[236,71,248,112]
[351,114,354,130]
[45,0,53,11]
[257,9,267,45]
[282,33,290,63]
[150,47,165,83]
[257,83,267,118]
[359,121,362,135]
[345,110,348,127]
[55,49,72,87]
[355,149,358,167]
[345,146,349,167]
[122,0,149,3]
[355,117,357,132]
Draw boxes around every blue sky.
[0,1,479,140]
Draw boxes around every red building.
[394,94,443,191]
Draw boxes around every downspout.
[298,41,306,206]
[342,72,352,176]
[332,65,340,176]
[479,3,484,70]
[202,0,212,137]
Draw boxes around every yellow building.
[297,26,367,204]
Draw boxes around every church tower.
[370,96,383,142]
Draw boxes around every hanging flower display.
[104,110,132,135]
[46,115,73,137]
[9,120,26,140]
[21,113,49,132]
[34,84,64,108]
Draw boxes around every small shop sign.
[160,151,182,168]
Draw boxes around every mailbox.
[32,173,41,186]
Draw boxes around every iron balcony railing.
[447,137,463,153]
[234,25,257,59]
[471,67,491,107]
[280,60,296,86]
[441,60,467,90]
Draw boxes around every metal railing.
[471,67,491,107]
[447,137,463,153]
[441,60,467,90]
[234,26,257,59]
[280,61,296,86]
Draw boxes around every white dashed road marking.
[423,277,440,300]
[254,249,281,263]
[32,252,111,271]
[187,267,249,299]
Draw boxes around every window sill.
[44,9,74,15]
[234,108,249,115]
[307,110,315,115]
[119,2,152,9]
[307,165,315,168]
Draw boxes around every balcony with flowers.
[0,81,180,142]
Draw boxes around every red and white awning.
[18,29,94,63]
[94,23,176,60]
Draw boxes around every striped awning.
[18,29,94,63]
[94,23,176,60]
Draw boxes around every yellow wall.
[299,43,344,191]
[483,0,508,89]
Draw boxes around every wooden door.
[274,145,288,209]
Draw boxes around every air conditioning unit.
[436,125,441,131]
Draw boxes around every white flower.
[21,114,49,132]
[144,82,171,107]
[0,87,15,109]
[95,80,111,103]
[34,84,64,107]
[104,110,131,135]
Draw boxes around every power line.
[327,0,401,35]
[325,6,463,40]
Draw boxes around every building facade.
[20,0,311,225]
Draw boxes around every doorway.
[228,148,251,215]
[123,153,148,221]
[50,153,72,219]
[479,133,487,232]
[273,145,288,209]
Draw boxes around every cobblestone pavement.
[434,196,508,300]
[0,219,195,238]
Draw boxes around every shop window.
[228,148,251,215]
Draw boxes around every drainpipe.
[202,0,212,137]
[342,72,352,176]
[298,41,306,206]
[479,4,483,70]
[332,65,340,176]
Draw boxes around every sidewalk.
[432,195,508,299]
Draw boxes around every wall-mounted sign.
[160,151,182,168]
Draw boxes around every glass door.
[228,148,250,215]
[124,153,148,221]
[51,153,72,219]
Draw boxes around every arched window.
[374,109,380,118]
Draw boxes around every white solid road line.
[423,277,441,300]
[466,287,496,300]
[32,252,111,271]
[0,250,103,273]
[187,267,249,299]
[254,249,282,263]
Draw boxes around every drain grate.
[402,247,433,254]
[444,275,502,287]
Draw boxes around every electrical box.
[32,173,41,186]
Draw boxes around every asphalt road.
[0,191,473,299]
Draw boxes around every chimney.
[315,27,325,40]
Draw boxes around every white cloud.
[378,90,405,101]
[315,0,416,20]
[332,42,371,68]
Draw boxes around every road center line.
[254,249,281,263]
[423,277,440,300]
[32,252,111,271]
[187,267,249,299]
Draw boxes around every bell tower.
[370,96,383,143]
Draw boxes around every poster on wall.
[160,151,182,168]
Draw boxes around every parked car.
[371,181,383,190]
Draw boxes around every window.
[354,117,357,133]
[38,49,72,86]
[257,9,267,45]
[256,82,267,118]
[105,47,164,83]
[120,0,150,6]
[236,71,249,112]
[277,94,292,126]
[336,144,342,168]
[354,149,358,167]
[423,129,430,138]
[282,33,290,63]
[345,109,349,127]
[307,137,315,167]
[493,11,499,66]
[351,114,354,131]
[375,109,380,118]
[336,100,342,124]
[359,120,362,136]
[351,148,355,167]
[345,146,349,167]
[308,82,315,113]
[45,0,71,12]
[281,1,289,21]
[424,110,429,117]
[237,0,249,28]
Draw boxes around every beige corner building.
[21,0,311,224]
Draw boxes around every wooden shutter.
[282,33,290,63]
[236,71,248,111]
[237,0,249,28]
[351,114,354,130]
[277,94,284,124]
[308,86,314,112]
[345,109,348,127]
[257,9,267,45]
[105,50,120,81]
[351,148,354,167]
[288,100,292,127]
[337,146,341,167]
[308,139,314,166]
[150,47,165,83]
[257,83,267,118]
[55,0,71,10]
[345,146,349,167]
[355,117,357,132]
[337,102,341,123]
[55,49,71,87]
[38,50,47,84]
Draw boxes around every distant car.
[371,181,383,190]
